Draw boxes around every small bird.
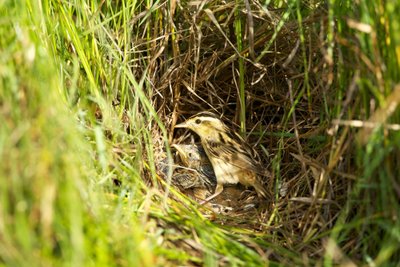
[175,112,270,201]
[172,143,217,193]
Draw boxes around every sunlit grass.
[0,0,399,265]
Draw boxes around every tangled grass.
[1,0,399,266]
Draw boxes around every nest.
[131,1,347,260]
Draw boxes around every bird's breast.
[209,157,241,184]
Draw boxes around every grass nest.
[137,2,346,260]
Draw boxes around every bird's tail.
[253,179,270,198]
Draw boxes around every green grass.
[1,0,400,266]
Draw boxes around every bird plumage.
[175,112,270,198]
[172,143,217,192]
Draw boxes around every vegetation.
[1,0,399,266]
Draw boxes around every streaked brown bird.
[171,143,217,193]
[175,112,270,201]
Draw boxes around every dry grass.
[2,0,399,265]
[139,1,350,262]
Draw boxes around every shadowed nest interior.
[134,2,348,259]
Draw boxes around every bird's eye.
[188,152,192,158]
[195,119,201,124]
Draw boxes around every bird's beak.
[171,143,181,151]
[174,121,188,128]
[171,144,186,160]
[171,144,184,154]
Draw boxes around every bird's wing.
[205,140,268,176]
[173,169,216,192]
[199,165,217,182]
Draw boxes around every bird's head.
[175,112,229,141]
[172,144,202,167]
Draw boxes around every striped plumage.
[172,144,217,192]
[175,112,270,199]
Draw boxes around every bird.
[171,143,217,193]
[175,112,270,201]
